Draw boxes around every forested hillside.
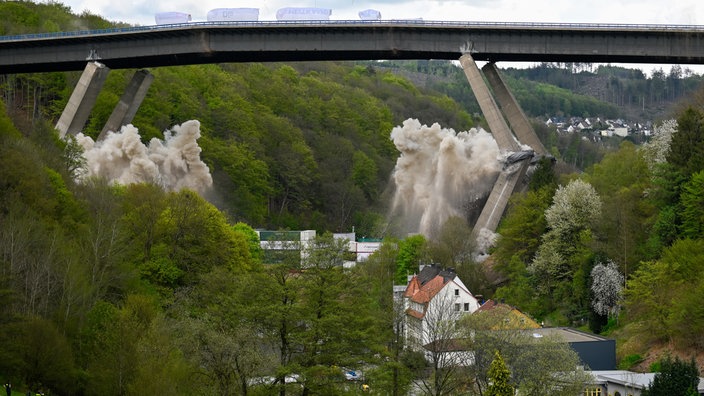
[2,1,704,394]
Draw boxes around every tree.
[297,234,385,394]
[640,119,676,172]
[590,259,624,318]
[679,170,704,239]
[173,266,273,396]
[121,183,166,262]
[395,235,427,284]
[428,216,474,269]
[587,141,656,274]
[486,350,513,396]
[529,179,601,320]
[232,222,264,265]
[357,242,415,396]
[667,106,704,177]
[642,356,700,396]
[624,238,704,348]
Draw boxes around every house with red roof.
[402,264,480,350]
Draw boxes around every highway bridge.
[23,19,701,239]
[2,20,704,73]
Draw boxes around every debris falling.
[390,118,501,238]
[75,120,212,194]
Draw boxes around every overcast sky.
[56,0,703,26]
[52,0,704,74]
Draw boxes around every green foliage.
[642,356,700,396]
[494,187,553,268]
[586,141,656,271]
[8,1,704,390]
[159,189,253,279]
[232,222,264,264]
[668,107,704,177]
[139,257,184,288]
[395,234,427,284]
[625,239,704,348]
[619,354,644,370]
[679,170,704,239]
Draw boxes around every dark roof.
[528,327,611,343]
[417,264,456,286]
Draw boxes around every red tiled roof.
[404,273,450,304]
[477,299,500,312]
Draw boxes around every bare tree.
[414,290,473,396]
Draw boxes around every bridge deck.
[2,21,704,73]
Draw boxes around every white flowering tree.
[530,179,601,315]
[531,179,601,282]
[640,119,677,172]
[590,260,624,317]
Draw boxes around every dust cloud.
[75,120,212,195]
[390,118,501,238]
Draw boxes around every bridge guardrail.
[1,20,704,42]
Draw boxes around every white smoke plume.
[75,120,212,194]
[390,118,501,238]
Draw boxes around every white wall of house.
[407,279,480,348]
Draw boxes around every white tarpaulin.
[207,8,259,21]
[155,12,192,24]
[358,9,381,20]
[276,7,332,21]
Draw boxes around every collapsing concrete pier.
[459,53,546,240]
[55,62,110,139]
[56,62,153,140]
[98,69,154,141]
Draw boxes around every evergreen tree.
[642,356,700,396]
[668,107,704,177]
[486,350,513,396]
[680,170,704,239]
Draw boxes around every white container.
[358,9,381,20]
[155,12,192,25]
[207,8,259,22]
[276,7,332,21]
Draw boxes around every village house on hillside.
[546,116,652,139]
[402,265,480,350]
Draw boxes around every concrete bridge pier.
[459,54,521,152]
[98,69,154,141]
[481,62,548,156]
[55,61,110,138]
[459,53,535,240]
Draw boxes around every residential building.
[586,370,704,396]
[403,265,480,350]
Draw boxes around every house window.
[464,303,469,311]
[584,388,602,396]
[454,289,459,296]
[454,303,460,311]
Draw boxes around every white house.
[587,370,704,396]
[403,265,480,350]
